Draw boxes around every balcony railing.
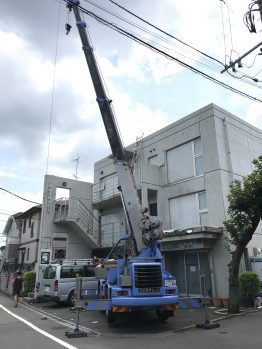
[92,181,120,203]
[54,198,99,246]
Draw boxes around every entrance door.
[185,252,201,295]
[185,251,212,297]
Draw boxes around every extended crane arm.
[65,0,163,254]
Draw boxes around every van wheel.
[67,291,75,307]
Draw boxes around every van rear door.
[42,265,56,296]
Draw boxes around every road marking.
[0,304,79,349]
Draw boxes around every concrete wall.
[38,175,94,261]
[93,103,262,297]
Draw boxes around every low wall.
[0,271,14,296]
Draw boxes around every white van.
[41,260,98,306]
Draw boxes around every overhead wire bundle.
[61,0,262,102]
[243,0,261,33]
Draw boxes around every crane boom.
[66,0,163,255]
[63,1,179,323]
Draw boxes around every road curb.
[20,299,101,337]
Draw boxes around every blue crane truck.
[64,0,179,323]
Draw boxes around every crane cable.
[46,1,61,174]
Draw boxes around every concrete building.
[0,175,98,295]
[1,103,261,300]
[37,175,98,263]
[92,103,262,299]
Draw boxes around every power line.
[0,187,41,205]
[63,1,262,102]
[101,0,262,91]
[107,0,224,66]
[83,0,224,74]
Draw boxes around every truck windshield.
[107,238,128,259]
[43,266,56,279]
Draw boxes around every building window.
[100,212,124,246]
[22,220,26,234]
[169,191,208,230]
[54,249,66,260]
[193,139,204,177]
[149,203,158,216]
[30,222,34,238]
[100,174,119,200]
[27,247,30,261]
[198,191,208,225]
[28,216,32,228]
[167,138,203,183]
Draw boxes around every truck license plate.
[138,287,160,293]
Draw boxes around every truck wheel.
[106,309,116,323]
[67,291,75,307]
[156,310,169,322]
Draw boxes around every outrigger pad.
[65,329,88,338]
[196,321,220,330]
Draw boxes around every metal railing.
[54,198,99,245]
[92,181,120,203]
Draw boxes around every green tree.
[224,156,262,314]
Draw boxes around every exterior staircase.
[54,198,99,248]
[0,248,7,273]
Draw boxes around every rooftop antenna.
[72,153,80,180]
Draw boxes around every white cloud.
[0,190,43,237]
[246,102,262,129]
[0,0,262,237]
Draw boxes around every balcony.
[92,181,121,209]
[54,198,99,248]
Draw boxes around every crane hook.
[65,23,72,35]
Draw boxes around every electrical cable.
[0,187,41,205]
[107,0,224,66]
[219,0,228,65]
[62,1,262,96]
[83,0,223,74]
[62,1,262,102]
[243,0,261,33]
[109,0,262,88]
[224,0,235,61]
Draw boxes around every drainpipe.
[223,118,234,184]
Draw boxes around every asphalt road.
[30,296,223,335]
[1,292,262,349]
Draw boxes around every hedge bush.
[21,271,36,297]
[240,271,260,307]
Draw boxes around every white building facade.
[92,103,262,298]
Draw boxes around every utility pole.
[221,0,262,74]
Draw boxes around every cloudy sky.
[0,0,262,243]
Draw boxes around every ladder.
[60,258,94,265]
[130,134,144,172]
